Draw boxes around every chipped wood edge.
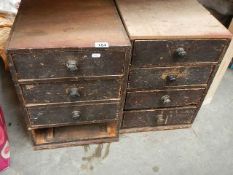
[33,137,119,150]
[120,124,192,134]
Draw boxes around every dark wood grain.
[125,88,205,110]
[122,107,196,129]
[132,39,228,67]
[7,0,132,149]
[28,103,119,128]
[12,50,126,80]
[21,79,121,105]
[128,66,213,90]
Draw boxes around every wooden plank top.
[8,0,130,50]
[116,0,232,40]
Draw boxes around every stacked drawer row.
[9,48,131,149]
[122,39,228,132]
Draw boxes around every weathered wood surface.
[7,0,130,49]
[116,0,232,39]
[31,122,118,150]
[132,40,228,67]
[27,103,119,128]
[128,66,213,90]
[12,50,126,80]
[33,136,118,150]
[117,0,231,134]
[21,79,121,105]
[122,107,197,129]
[7,0,132,148]
[125,88,205,110]
[120,124,192,134]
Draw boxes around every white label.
[92,53,101,58]
[95,42,109,48]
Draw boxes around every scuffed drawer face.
[128,66,213,90]
[132,39,228,67]
[12,50,126,80]
[125,88,205,110]
[28,103,119,128]
[122,107,197,129]
[21,79,121,105]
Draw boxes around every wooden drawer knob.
[66,60,78,72]
[157,114,165,124]
[175,47,187,58]
[166,75,176,82]
[72,111,81,120]
[68,88,80,98]
[161,95,171,104]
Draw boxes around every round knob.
[72,111,80,120]
[161,95,171,104]
[66,60,78,72]
[166,75,176,82]
[175,47,187,58]
[32,116,38,120]
[68,88,80,98]
[157,114,165,124]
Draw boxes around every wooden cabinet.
[7,0,131,149]
[116,0,231,133]
[6,0,232,149]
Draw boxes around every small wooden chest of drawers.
[7,0,131,149]
[116,0,232,133]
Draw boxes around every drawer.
[122,107,197,129]
[12,50,126,80]
[22,79,121,105]
[132,39,228,67]
[125,88,205,110]
[28,103,119,128]
[128,66,213,90]
[31,121,118,149]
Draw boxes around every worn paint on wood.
[122,107,197,129]
[7,0,132,149]
[31,122,117,144]
[128,66,213,90]
[12,50,126,80]
[28,103,119,128]
[125,88,205,110]
[22,79,121,105]
[132,39,228,67]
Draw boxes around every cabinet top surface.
[8,0,130,50]
[116,0,232,40]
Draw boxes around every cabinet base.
[120,124,192,134]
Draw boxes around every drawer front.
[12,50,126,80]
[22,79,121,105]
[122,107,197,129]
[133,39,227,67]
[28,103,119,127]
[128,66,213,90]
[125,88,205,110]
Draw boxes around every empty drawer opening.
[31,122,118,145]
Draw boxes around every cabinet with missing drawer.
[116,0,231,132]
[7,0,131,149]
